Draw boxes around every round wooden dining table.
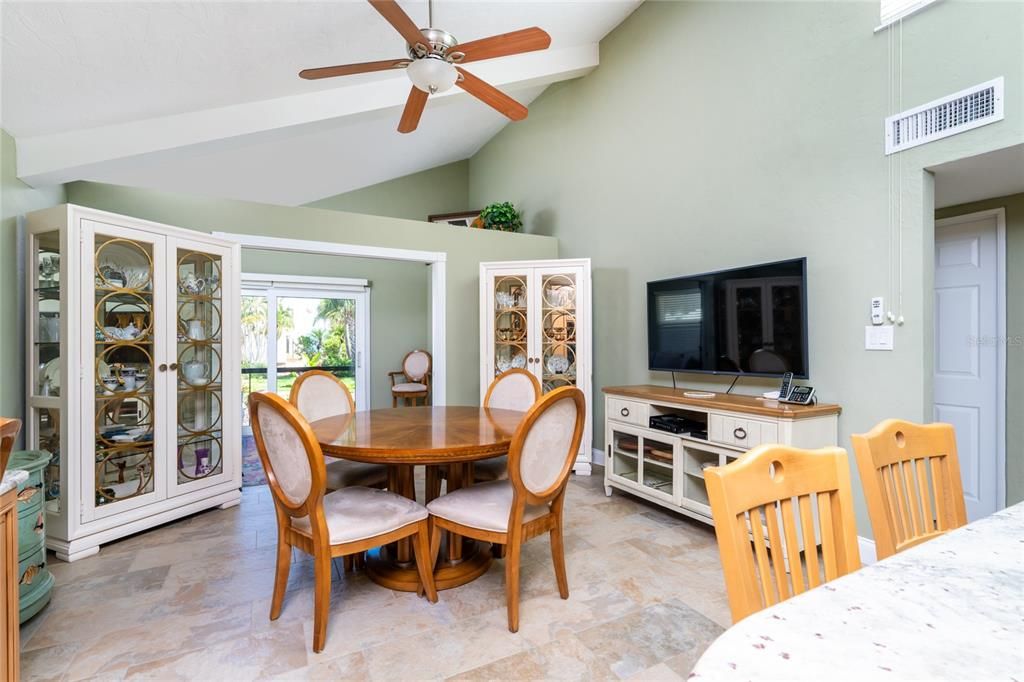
[309,405,525,592]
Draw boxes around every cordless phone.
[778,372,794,401]
[780,385,816,405]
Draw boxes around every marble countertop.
[1,469,29,496]
[691,502,1024,680]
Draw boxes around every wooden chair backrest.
[851,419,967,560]
[290,370,355,423]
[0,418,22,475]
[248,392,328,534]
[483,369,540,412]
[705,444,861,623]
[507,387,585,506]
[402,350,432,383]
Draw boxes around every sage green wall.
[303,161,470,221]
[65,180,558,407]
[936,192,1024,505]
[468,0,1024,533]
[1,130,66,426]
[241,250,428,410]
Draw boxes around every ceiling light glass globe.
[407,57,458,94]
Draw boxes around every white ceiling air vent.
[885,77,1004,154]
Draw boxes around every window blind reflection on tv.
[646,258,808,378]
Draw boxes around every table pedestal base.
[365,537,492,592]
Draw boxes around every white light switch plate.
[865,325,894,351]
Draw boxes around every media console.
[602,385,841,527]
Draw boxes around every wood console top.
[602,385,841,419]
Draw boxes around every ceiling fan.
[298,0,551,133]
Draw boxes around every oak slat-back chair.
[851,419,967,561]
[705,444,861,623]
[427,386,585,632]
[248,391,437,653]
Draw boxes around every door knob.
[169,363,179,371]
[158,363,168,372]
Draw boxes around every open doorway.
[931,143,1024,518]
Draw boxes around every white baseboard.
[592,447,605,466]
[858,536,877,565]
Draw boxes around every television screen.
[647,258,808,378]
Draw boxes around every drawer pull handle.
[620,408,630,417]
[733,427,747,440]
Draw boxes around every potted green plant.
[478,202,523,233]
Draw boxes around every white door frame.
[935,207,1006,509]
[242,273,371,409]
[215,232,446,405]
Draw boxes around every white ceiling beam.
[16,44,598,187]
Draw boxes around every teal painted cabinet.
[10,450,54,623]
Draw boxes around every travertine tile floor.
[20,469,730,681]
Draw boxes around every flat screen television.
[647,258,808,378]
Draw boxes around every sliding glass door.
[241,277,369,430]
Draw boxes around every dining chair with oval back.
[290,370,389,572]
[248,391,437,653]
[388,349,432,407]
[426,386,585,632]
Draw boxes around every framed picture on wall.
[428,211,481,228]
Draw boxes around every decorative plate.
[546,356,570,374]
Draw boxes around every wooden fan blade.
[455,68,527,121]
[398,86,429,133]
[451,27,551,64]
[299,59,409,80]
[368,0,427,49]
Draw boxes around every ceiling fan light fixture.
[406,56,458,94]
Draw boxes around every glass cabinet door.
[491,273,530,378]
[173,246,227,491]
[29,230,65,519]
[538,272,578,394]
[89,226,165,518]
[608,426,641,485]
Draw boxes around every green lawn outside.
[242,371,356,398]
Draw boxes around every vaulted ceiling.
[1,1,641,205]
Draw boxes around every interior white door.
[934,213,1003,520]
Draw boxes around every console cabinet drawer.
[607,398,648,426]
[709,415,779,449]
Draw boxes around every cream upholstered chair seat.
[427,480,548,533]
[292,486,428,544]
[473,456,508,482]
[392,382,428,393]
[325,459,387,490]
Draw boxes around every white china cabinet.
[479,259,592,474]
[25,205,241,561]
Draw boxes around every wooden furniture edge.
[602,385,841,419]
